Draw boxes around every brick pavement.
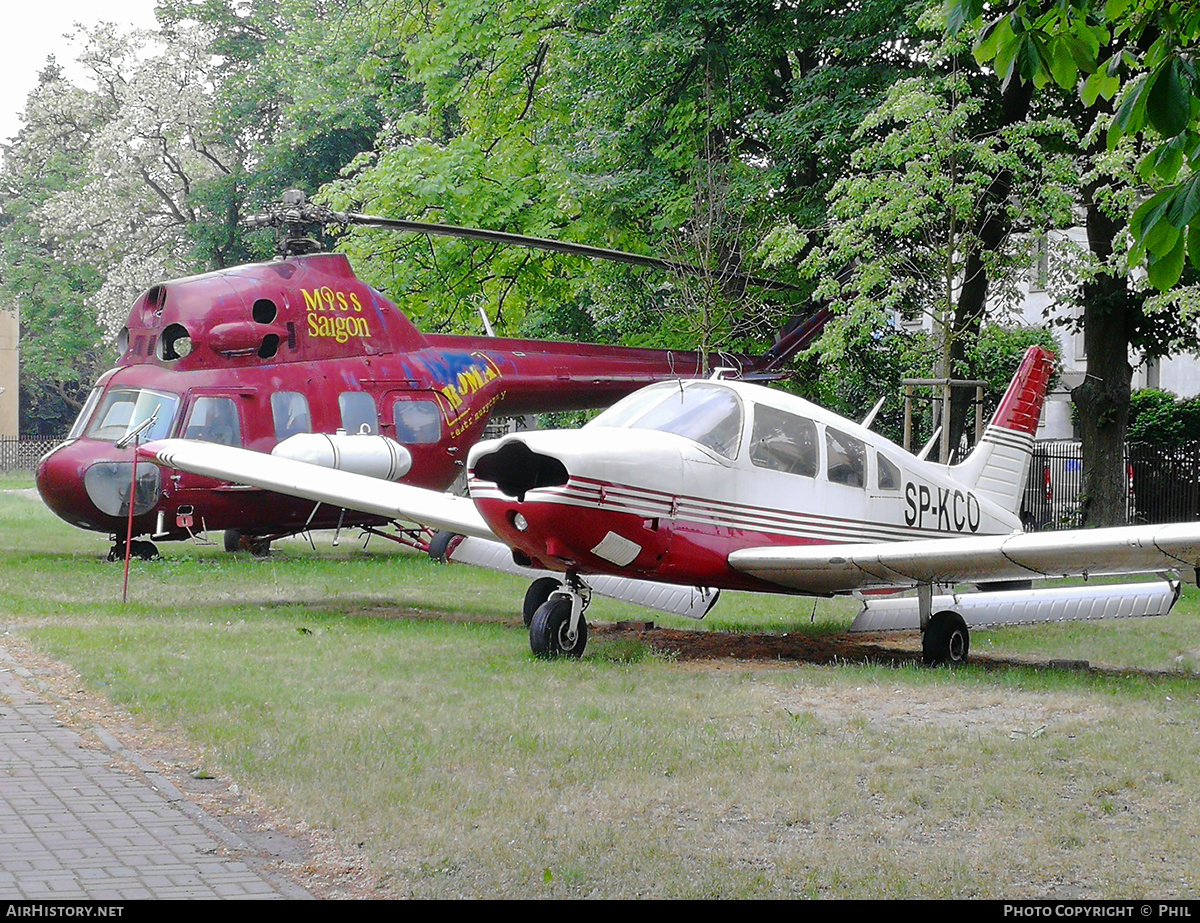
[0,646,311,900]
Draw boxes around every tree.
[2,2,389,431]
[0,61,111,432]
[948,0,1200,290]
[794,28,1076,459]
[948,0,1200,524]
[323,0,926,359]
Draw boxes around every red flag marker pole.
[121,443,138,603]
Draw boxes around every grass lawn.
[3,485,1200,898]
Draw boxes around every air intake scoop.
[472,440,569,501]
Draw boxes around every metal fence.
[0,437,63,472]
[1023,440,1200,529]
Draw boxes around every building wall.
[1013,228,1200,441]
[0,307,17,437]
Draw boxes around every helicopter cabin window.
[84,389,179,444]
[826,427,867,487]
[877,453,901,491]
[749,404,818,477]
[339,392,378,435]
[393,400,442,444]
[271,392,312,441]
[183,397,241,446]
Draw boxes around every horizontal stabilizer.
[849,579,1180,632]
[449,536,720,620]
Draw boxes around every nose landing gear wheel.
[922,610,970,666]
[523,577,562,627]
[529,597,588,659]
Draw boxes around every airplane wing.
[727,523,1200,594]
[139,439,496,540]
[140,438,724,619]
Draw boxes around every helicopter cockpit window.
[339,392,378,434]
[590,382,743,459]
[826,426,867,488]
[393,400,441,444]
[749,405,818,477]
[877,453,901,491]
[84,389,179,444]
[183,397,241,446]
[68,387,104,440]
[271,391,312,441]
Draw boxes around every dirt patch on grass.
[597,622,926,665]
[764,680,1115,731]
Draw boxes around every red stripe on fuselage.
[471,474,1007,593]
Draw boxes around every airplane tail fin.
[948,345,1055,515]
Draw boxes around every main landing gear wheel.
[426,530,462,563]
[107,539,160,562]
[923,610,970,666]
[529,597,588,659]
[223,530,271,556]
[523,577,561,627]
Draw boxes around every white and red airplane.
[138,345,1200,665]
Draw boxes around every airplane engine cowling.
[272,432,413,481]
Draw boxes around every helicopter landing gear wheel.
[107,539,159,562]
[224,530,271,556]
[529,597,588,659]
[523,577,561,628]
[922,610,970,666]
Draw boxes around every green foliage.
[806,38,1076,352]
[790,323,1056,449]
[947,0,1200,290]
[2,1,388,432]
[1127,389,1200,447]
[963,324,1061,408]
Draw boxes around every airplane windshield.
[84,389,179,444]
[588,382,744,458]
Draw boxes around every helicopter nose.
[36,441,161,530]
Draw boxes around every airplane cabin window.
[339,392,379,434]
[877,453,901,491]
[749,405,818,477]
[183,397,242,446]
[627,384,744,459]
[271,391,312,441]
[394,400,442,444]
[588,382,678,430]
[826,427,867,487]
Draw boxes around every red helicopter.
[36,192,820,559]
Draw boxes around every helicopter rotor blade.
[244,191,800,292]
[340,214,801,293]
